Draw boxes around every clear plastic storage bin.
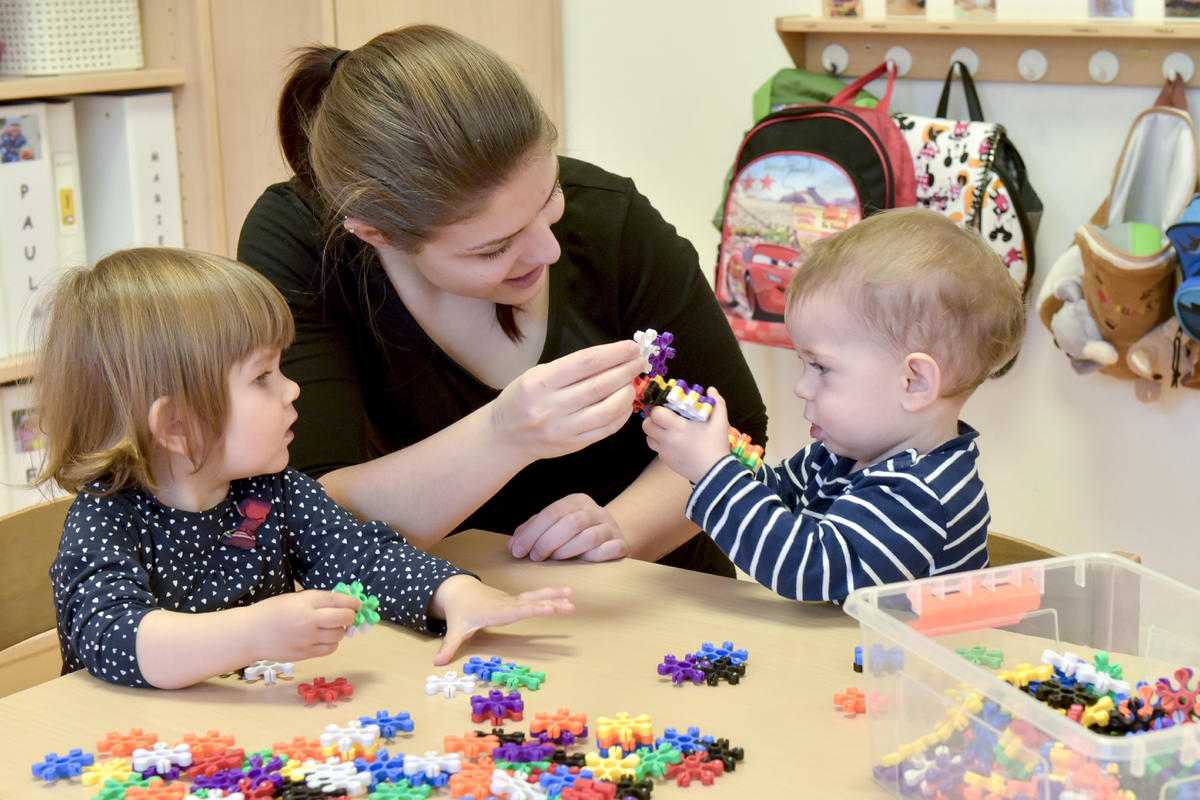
[844,554,1200,800]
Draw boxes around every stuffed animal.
[1126,317,1200,402]
[1049,280,1119,373]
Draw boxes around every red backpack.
[714,61,917,347]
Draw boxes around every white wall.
[562,0,1199,582]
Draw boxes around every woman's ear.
[343,218,391,250]
[901,353,943,411]
[147,396,192,456]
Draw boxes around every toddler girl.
[37,248,572,689]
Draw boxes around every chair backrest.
[0,495,71,650]
[987,531,1061,566]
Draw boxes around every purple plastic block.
[492,742,554,763]
[470,690,524,724]
[533,727,587,747]
[646,331,676,379]
[658,654,708,685]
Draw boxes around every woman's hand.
[643,387,732,484]
[509,493,630,562]
[248,590,361,662]
[431,576,574,665]
[492,340,644,461]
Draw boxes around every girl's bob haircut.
[34,248,295,495]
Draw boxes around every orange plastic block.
[448,757,498,798]
[530,707,588,740]
[444,731,500,761]
[834,686,867,716]
[180,729,236,759]
[271,736,324,762]
[909,573,1042,634]
[97,728,159,758]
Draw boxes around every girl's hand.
[249,590,361,662]
[430,576,574,665]
[643,386,732,484]
[509,493,630,562]
[492,340,643,461]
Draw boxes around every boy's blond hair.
[34,248,295,495]
[786,208,1025,396]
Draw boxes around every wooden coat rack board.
[778,16,1200,87]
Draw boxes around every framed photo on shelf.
[887,0,927,15]
[1090,0,1134,16]
[954,0,998,19]
[1165,0,1200,17]
[824,0,861,17]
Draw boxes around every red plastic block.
[298,676,354,704]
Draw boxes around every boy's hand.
[249,590,361,662]
[643,386,732,484]
[430,575,574,665]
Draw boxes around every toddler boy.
[644,208,1025,602]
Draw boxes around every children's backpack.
[714,61,917,347]
[1037,76,1199,381]
[892,62,1042,299]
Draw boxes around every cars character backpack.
[714,60,917,347]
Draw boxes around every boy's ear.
[901,352,942,411]
[343,218,391,250]
[147,396,192,456]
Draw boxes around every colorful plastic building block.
[303,759,373,796]
[361,709,415,739]
[655,726,714,754]
[633,328,676,379]
[595,712,654,754]
[243,659,294,684]
[664,379,714,421]
[320,721,379,761]
[657,653,707,685]
[224,497,271,549]
[93,775,151,799]
[426,670,477,698]
[355,747,406,788]
[31,748,95,782]
[701,738,745,771]
[584,746,641,782]
[364,779,432,800]
[444,731,500,760]
[461,656,516,683]
[402,750,462,788]
[184,748,246,780]
[665,752,725,786]
[332,579,381,634]
[728,427,764,470]
[696,640,749,666]
[494,741,554,763]
[529,707,588,746]
[97,729,159,758]
[179,730,236,760]
[699,655,745,685]
[475,727,527,745]
[854,645,863,673]
[559,777,618,800]
[492,664,546,691]
[469,690,524,725]
[298,676,354,704]
[836,686,868,716]
[550,748,587,768]
[615,776,656,800]
[538,765,595,796]
[907,570,1043,634]
[447,757,499,800]
[956,645,1003,668]
[132,742,194,779]
[633,742,682,781]
[490,768,549,800]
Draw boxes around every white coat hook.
[949,47,979,76]
[1017,49,1048,82]
[822,44,849,76]
[885,46,913,77]
[1089,50,1119,84]
[1164,52,1195,83]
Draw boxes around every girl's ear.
[901,352,943,411]
[147,396,192,456]
[343,218,391,250]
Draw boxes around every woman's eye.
[479,243,512,260]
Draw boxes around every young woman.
[238,25,767,575]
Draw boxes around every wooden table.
[0,531,882,798]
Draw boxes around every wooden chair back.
[0,495,71,696]
[988,530,1142,566]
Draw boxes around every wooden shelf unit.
[777,16,1200,86]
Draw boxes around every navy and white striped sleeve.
[686,454,970,603]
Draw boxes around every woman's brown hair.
[278,25,558,341]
